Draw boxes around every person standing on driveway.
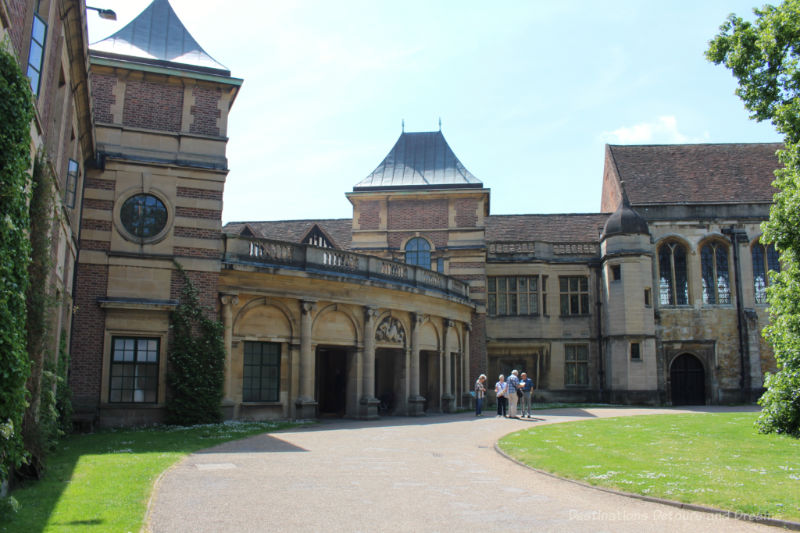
[495,374,507,417]
[475,374,487,416]
[519,372,533,418]
[507,370,520,418]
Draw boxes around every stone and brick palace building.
[3,0,783,426]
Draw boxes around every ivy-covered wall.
[0,42,35,483]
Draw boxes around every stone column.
[220,293,239,419]
[408,313,425,416]
[462,323,473,408]
[295,300,317,419]
[360,307,380,419]
[442,320,455,413]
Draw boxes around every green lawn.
[3,421,303,533]
[499,412,800,522]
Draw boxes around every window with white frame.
[109,337,159,403]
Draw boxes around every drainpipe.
[722,226,749,400]
[593,263,605,401]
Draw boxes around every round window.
[120,194,168,239]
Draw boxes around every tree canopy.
[707,0,800,436]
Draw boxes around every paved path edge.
[493,441,800,531]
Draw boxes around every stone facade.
[6,2,781,428]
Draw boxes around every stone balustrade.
[225,235,470,299]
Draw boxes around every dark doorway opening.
[420,350,440,413]
[316,347,347,417]
[375,348,402,415]
[670,353,705,405]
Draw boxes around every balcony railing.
[224,235,470,300]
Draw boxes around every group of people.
[473,370,535,418]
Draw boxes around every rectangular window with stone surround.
[487,276,541,316]
[243,341,280,402]
[559,276,589,316]
[564,344,588,386]
[109,337,159,403]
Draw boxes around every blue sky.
[89,1,783,224]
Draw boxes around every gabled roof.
[487,214,609,243]
[604,143,782,208]
[224,219,353,250]
[353,131,482,190]
[90,0,230,75]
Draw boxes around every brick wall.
[357,200,381,230]
[388,199,447,230]
[470,313,487,384]
[170,268,220,320]
[90,73,116,123]
[173,246,220,259]
[7,0,28,62]
[69,263,109,406]
[123,79,183,132]
[82,218,111,231]
[174,226,220,239]
[454,198,479,228]
[175,206,221,219]
[177,186,223,201]
[189,85,221,136]
[85,177,115,190]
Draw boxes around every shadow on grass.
[2,421,299,533]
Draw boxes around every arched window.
[700,241,731,304]
[405,237,431,268]
[658,240,688,306]
[752,241,780,304]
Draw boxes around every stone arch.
[234,297,296,340]
[313,304,360,346]
[418,318,440,351]
[698,234,733,305]
[669,352,707,405]
[655,235,692,306]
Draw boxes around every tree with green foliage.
[166,263,226,425]
[707,0,800,437]
[0,43,35,486]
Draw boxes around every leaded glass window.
[565,344,588,386]
[658,241,688,306]
[701,241,731,304]
[243,342,280,402]
[559,276,589,315]
[487,276,540,316]
[753,242,780,304]
[404,237,431,268]
[109,337,159,403]
[120,193,168,239]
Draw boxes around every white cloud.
[603,116,691,144]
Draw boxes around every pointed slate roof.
[354,131,482,190]
[90,0,229,75]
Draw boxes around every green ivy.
[0,42,35,483]
[166,263,225,425]
[20,151,58,479]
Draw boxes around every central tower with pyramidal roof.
[347,129,490,406]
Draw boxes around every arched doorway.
[670,353,705,405]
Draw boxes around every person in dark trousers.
[495,374,508,417]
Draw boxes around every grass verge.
[3,420,303,532]
[498,412,800,522]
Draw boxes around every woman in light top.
[495,374,508,417]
